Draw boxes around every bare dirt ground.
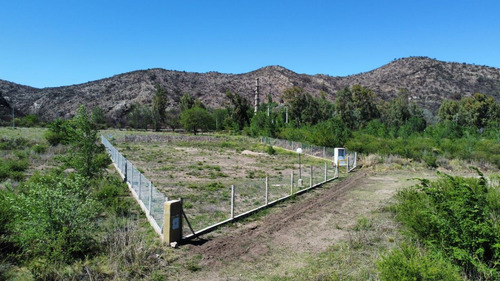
[179,167,437,280]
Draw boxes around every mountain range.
[1,56,499,124]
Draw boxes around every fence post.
[265,176,269,205]
[310,166,313,187]
[323,147,326,158]
[324,162,327,181]
[336,162,339,178]
[131,166,134,189]
[354,152,357,168]
[290,172,294,195]
[124,160,128,183]
[138,173,142,200]
[148,182,152,215]
[346,156,349,173]
[231,185,235,219]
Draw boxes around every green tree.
[180,107,215,134]
[91,106,107,129]
[351,85,379,127]
[226,90,251,131]
[335,87,356,129]
[311,117,350,147]
[164,108,181,131]
[152,85,168,131]
[179,93,195,112]
[69,105,110,179]
[282,87,322,126]
[128,103,152,130]
[213,108,229,131]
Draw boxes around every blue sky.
[1,0,499,88]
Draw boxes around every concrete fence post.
[336,162,339,178]
[354,152,357,168]
[323,147,326,158]
[131,166,134,189]
[324,162,327,181]
[138,173,142,200]
[148,181,152,215]
[290,172,294,195]
[265,176,269,205]
[231,185,235,219]
[346,156,349,173]
[310,166,313,187]
[124,161,128,183]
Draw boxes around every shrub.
[393,171,500,279]
[377,243,462,281]
[7,173,102,263]
[0,159,29,181]
[266,145,276,155]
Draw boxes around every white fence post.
[346,156,349,173]
[148,181,152,215]
[265,176,269,205]
[324,162,327,181]
[138,173,142,200]
[310,166,313,187]
[231,185,235,219]
[290,172,294,195]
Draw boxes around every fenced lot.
[106,134,341,237]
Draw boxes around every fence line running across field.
[102,134,358,242]
[260,136,357,172]
[101,135,165,238]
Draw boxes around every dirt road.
[182,168,431,280]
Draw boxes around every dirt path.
[182,168,432,280]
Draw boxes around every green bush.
[377,243,462,281]
[7,173,102,263]
[393,171,500,279]
[266,145,276,155]
[0,137,30,150]
[31,143,47,154]
[0,159,29,181]
[95,176,132,216]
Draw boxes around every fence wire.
[103,134,353,239]
[101,135,165,231]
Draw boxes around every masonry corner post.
[163,199,183,244]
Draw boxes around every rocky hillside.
[1,56,499,123]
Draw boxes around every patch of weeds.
[354,216,373,231]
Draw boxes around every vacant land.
[111,133,335,233]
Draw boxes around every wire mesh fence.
[101,135,165,234]
[260,136,336,159]
[102,134,351,240]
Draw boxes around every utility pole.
[254,78,260,115]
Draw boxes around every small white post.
[346,156,349,173]
[231,185,235,219]
[138,173,142,200]
[354,152,357,168]
[124,161,128,182]
[310,166,313,187]
[324,162,327,181]
[131,166,134,189]
[148,181,153,215]
[265,176,269,205]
